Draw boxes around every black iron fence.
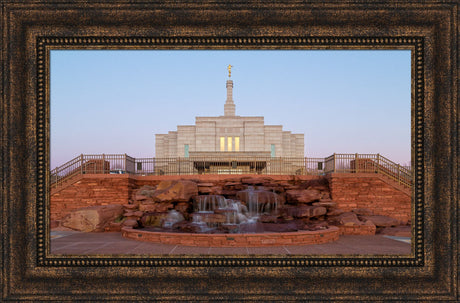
[50,153,411,190]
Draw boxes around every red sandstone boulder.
[139,202,174,213]
[61,204,124,232]
[263,185,285,193]
[124,212,144,221]
[223,182,246,191]
[280,184,298,191]
[197,182,216,187]
[151,180,198,202]
[135,194,149,201]
[241,177,273,185]
[285,205,327,218]
[155,181,174,190]
[197,186,222,195]
[326,208,345,216]
[123,204,138,210]
[141,212,169,227]
[313,201,337,209]
[132,192,155,204]
[135,185,157,198]
[299,178,329,191]
[220,189,238,196]
[278,180,294,187]
[363,220,376,228]
[133,181,198,216]
[320,192,331,200]
[122,219,139,228]
[262,182,282,187]
[123,211,141,220]
[174,202,191,215]
[310,206,327,217]
[284,205,302,217]
[133,211,143,217]
[223,177,242,183]
[191,213,226,224]
[352,208,374,216]
[138,203,155,212]
[328,212,362,226]
[259,214,279,223]
[172,220,204,233]
[359,215,400,227]
[302,221,328,231]
[281,214,295,221]
[197,183,217,195]
[286,189,322,203]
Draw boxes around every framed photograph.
[49,49,413,256]
[1,1,458,301]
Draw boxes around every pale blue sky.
[50,50,411,169]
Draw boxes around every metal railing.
[324,153,412,188]
[50,153,411,190]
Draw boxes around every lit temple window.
[271,144,276,157]
[220,137,225,151]
[228,136,232,151]
[235,137,240,151]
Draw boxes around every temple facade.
[155,67,304,160]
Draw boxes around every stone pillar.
[224,80,235,116]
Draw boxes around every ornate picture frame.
[1,1,458,301]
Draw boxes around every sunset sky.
[50,49,411,169]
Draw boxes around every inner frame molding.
[38,36,424,267]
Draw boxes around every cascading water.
[194,195,228,213]
[266,189,279,215]
[247,186,259,217]
[191,213,214,232]
[239,186,280,216]
[184,186,280,233]
[193,196,245,230]
[162,210,185,228]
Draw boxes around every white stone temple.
[155,66,304,160]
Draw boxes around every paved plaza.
[51,231,411,255]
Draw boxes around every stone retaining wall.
[327,173,411,224]
[121,226,340,247]
[51,173,411,224]
[50,175,136,221]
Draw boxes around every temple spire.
[224,65,235,116]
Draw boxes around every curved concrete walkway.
[50,231,411,255]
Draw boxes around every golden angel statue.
[227,64,233,77]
